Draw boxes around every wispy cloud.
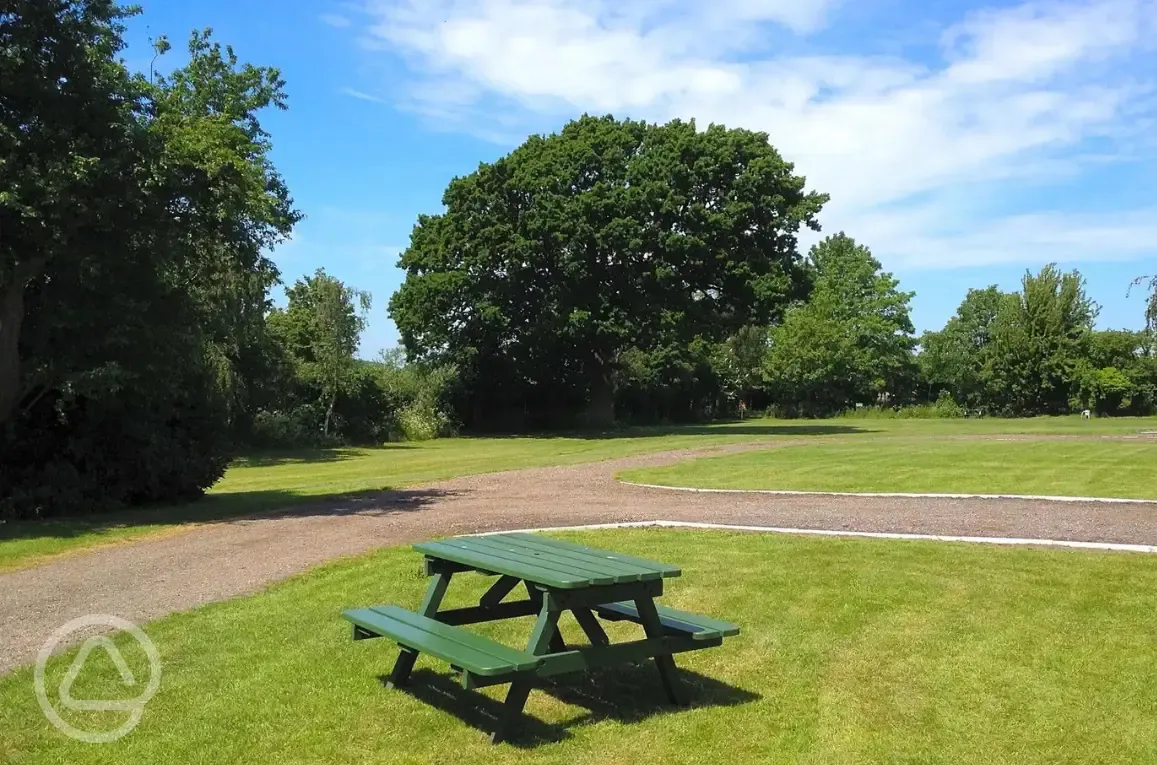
[321,12,353,28]
[340,87,388,104]
[351,0,1157,269]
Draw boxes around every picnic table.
[343,532,739,743]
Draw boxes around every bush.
[397,404,455,441]
[839,391,964,420]
[376,352,459,441]
[249,405,332,449]
[0,382,230,521]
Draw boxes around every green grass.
[620,437,1157,498]
[0,422,817,570]
[3,415,1155,569]
[3,529,1156,764]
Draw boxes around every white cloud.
[321,13,353,27]
[838,205,1157,269]
[355,0,1157,269]
[341,87,388,103]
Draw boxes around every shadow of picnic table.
[384,665,760,747]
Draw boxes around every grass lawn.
[3,529,1156,764]
[619,437,1157,499]
[0,422,819,570]
[3,415,1156,570]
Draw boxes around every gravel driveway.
[2,441,1154,673]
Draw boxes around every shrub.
[0,382,230,521]
[397,404,456,441]
[839,391,964,420]
[250,405,332,449]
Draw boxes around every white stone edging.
[618,481,1157,505]
[465,520,1157,554]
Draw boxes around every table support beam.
[634,595,686,706]
[490,589,564,744]
[571,607,610,647]
[386,570,452,689]
[480,575,522,607]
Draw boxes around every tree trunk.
[0,282,25,426]
[323,389,336,437]
[585,354,615,428]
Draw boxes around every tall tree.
[764,234,915,415]
[918,286,1005,407]
[148,30,300,436]
[0,0,144,424]
[715,325,769,416]
[270,270,371,437]
[985,265,1096,415]
[390,115,827,427]
[1,2,299,518]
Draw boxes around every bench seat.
[344,605,541,677]
[594,601,740,641]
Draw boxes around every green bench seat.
[594,601,740,641]
[344,605,541,677]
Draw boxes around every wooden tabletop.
[413,533,682,590]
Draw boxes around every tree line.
[0,2,452,519]
[389,116,1157,428]
[3,2,1154,520]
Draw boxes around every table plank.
[449,536,621,585]
[497,534,662,581]
[415,539,591,589]
[414,533,682,589]
[503,533,681,579]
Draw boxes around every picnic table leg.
[524,582,567,653]
[634,595,687,707]
[491,590,562,744]
[571,607,609,647]
[387,569,452,689]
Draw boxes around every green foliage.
[918,286,1005,407]
[714,326,769,414]
[764,234,915,416]
[376,349,458,441]
[395,405,451,442]
[249,405,330,449]
[840,392,965,420]
[0,352,232,519]
[1134,274,1156,338]
[911,268,1156,419]
[390,114,826,428]
[0,3,298,519]
[612,339,728,425]
[983,265,1097,415]
[268,269,371,437]
[1,0,146,423]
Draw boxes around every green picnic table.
[343,532,739,743]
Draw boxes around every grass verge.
[2,529,1155,764]
[3,415,1155,569]
[620,437,1157,499]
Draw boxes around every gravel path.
[2,440,1155,673]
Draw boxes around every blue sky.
[125,0,1157,357]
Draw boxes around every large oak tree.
[389,115,827,427]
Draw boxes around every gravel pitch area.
[2,439,1155,673]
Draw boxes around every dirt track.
[2,440,1155,673]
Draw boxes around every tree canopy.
[390,115,827,428]
[0,2,299,517]
[269,269,372,437]
[763,234,915,415]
